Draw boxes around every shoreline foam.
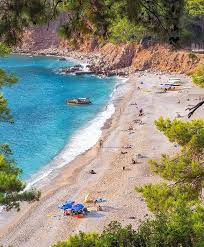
[25,77,127,190]
[26,103,115,189]
[1,53,121,191]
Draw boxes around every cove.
[0,55,115,180]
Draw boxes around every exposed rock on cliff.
[99,43,136,70]
[15,19,204,75]
[131,44,204,73]
[87,43,204,74]
[16,13,68,53]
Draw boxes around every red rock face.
[17,15,204,74]
[94,43,204,74]
[130,44,204,73]
[18,13,68,52]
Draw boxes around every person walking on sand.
[99,139,103,148]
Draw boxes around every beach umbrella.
[72,203,85,211]
[59,201,75,210]
[59,203,73,210]
[64,200,75,205]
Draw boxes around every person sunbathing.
[123,144,132,149]
[89,169,96,174]
[139,109,144,116]
[128,125,133,131]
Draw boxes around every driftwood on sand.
[186,100,204,118]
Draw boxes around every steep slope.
[16,18,204,74]
[16,13,68,53]
[90,43,204,74]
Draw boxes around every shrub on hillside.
[53,222,143,247]
[188,52,199,63]
[192,64,204,87]
[108,17,146,44]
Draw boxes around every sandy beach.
[0,71,204,247]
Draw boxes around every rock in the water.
[59,64,83,74]
[59,57,66,61]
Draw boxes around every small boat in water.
[66,98,92,105]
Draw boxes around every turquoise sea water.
[0,55,115,181]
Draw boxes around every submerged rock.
[59,57,66,61]
[59,64,83,74]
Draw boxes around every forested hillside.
[56,0,204,46]
[13,1,204,75]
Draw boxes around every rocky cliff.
[16,16,204,74]
[84,42,204,75]
[16,13,68,52]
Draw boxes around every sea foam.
[26,101,115,190]
[26,78,128,190]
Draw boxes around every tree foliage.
[54,222,144,247]
[53,0,203,46]
[137,183,199,213]
[138,206,204,247]
[0,153,41,211]
[53,119,204,246]
[0,43,17,123]
[56,0,191,45]
[57,0,109,44]
[108,17,146,44]
[192,64,204,88]
[127,0,185,45]
[148,118,204,196]
[150,155,204,193]
[53,118,204,246]
[136,117,204,246]
[53,232,100,247]
[0,0,53,45]
[1,0,203,46]
[186,0,204,16]
[155,117,204,160]
[182,0,204,43]
[54,208,204,247]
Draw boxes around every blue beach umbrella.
[64,200,75,205]
[59,200,75,210]
[72,204,85,211]
[59,203,73,210]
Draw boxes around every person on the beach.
[89,169,96,174]
[128,125,133,131]
[132,158,137,164]
[139,109,144,117]
[99,139,103,148]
